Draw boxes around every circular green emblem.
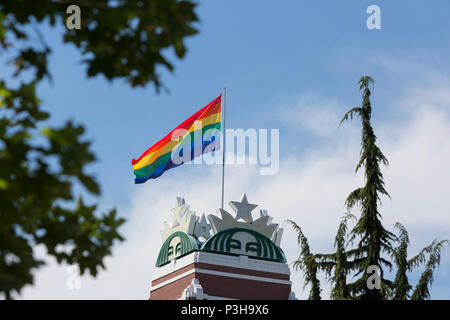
[201,228,286,262]
[156,231,201,267]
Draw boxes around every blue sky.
[33,0,450,206]
[10,0,450,299]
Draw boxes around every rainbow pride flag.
[132,95,222,184]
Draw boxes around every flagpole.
[221,87,226,210]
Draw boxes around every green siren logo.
[156,231,201,267]
[155,193,285,267]
[202,228,285,262]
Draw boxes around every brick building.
[149,194,296,300]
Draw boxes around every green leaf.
[0,178,8,189]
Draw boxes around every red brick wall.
[197,273,290,300]
[150,273,195,300]
[150,262,291,300]
[152,263,195,286]
[196,262,290,281]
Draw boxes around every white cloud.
[279,93,349,138]
[17,68,450,300]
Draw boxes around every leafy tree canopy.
[1,0,198,88]
[0,0,198,299]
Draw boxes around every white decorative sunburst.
[160,194,284,246]
[160,197,197,242]
[193,214,211,241]
[207,193,283,244]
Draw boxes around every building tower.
[150,193,296,300]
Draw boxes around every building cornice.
[152,251,290,282]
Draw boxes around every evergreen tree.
[391,223,412,299]
[287,219,321,300]
[340,76,396,299]
[289,76,448,300]
[391,223,449,300]
[409,238,449,300]
[315,214,355,300]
